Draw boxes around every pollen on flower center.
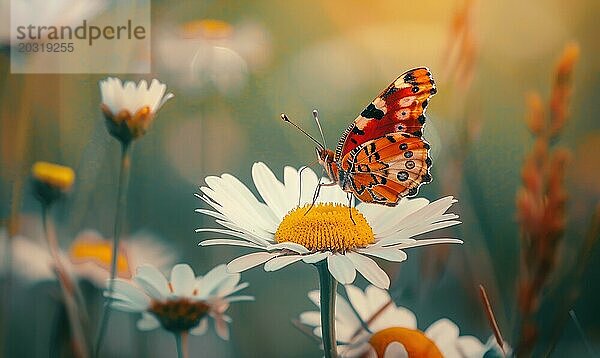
[274,203,374,252]
[149,298,210,333]
[369,327,443,358]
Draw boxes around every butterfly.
[282,67,436,206]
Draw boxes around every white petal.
[389,238,463,249]
[225,295,254,302]
[221,172,279,230]
[215,219,275,246]
[346,252,390,289]
[299,311,321,326]
[365,290,416,331]
[383,342,409,358]
[226,252,278,272]
[137,313,161,331]
[198,224,271,247]
[360,197,429,234]
[302,251,330,264]
[252,162,289,219]
[196,264,232,298]
[282,166,301,206]
[318,181,347,204]
[456,336,486,357]
[341,341,375,358]
[425,318,460,350]
[363,347,378,358]
[199,238,264,249]
[358,247,408,262]
[194,208,228,221]
[110,300,143,312]
[170,264,196,296]
[109,279,150,309]
[135,264,169,299]
[374,196,457,238]
[333,295,363,342]
[263,255,304,271]
[219,281,249,297]
[201,176,276,237]
[214,316,230,340]
[266,242,310,254]
[391,220,462,239]
[307,290,320,307]
[344,285,370,322]
[327,254,356,285]
[189,317,208,336]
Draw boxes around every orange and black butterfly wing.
[341,133,432,206]
[334,67,436,161]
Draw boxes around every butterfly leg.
[347,192,356,225]
[296,161,320,206]
[304,180,337,216]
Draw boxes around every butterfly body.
[316,67,437,207]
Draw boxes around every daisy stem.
[174,332,188,358]
[316,261,338,358]
[42,204,89,358]
[94,141,132,357]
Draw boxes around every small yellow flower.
[32,162,75,191]
[32,161,75,204]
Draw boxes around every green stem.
[316,262,338,358]
[174,332,188,358]
[42,204,89,358]
[94,141,132,357]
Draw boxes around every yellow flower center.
[31,162,75,191]
[181,19,233,40]
[69,239,130,278]
[274,204,374,252]
[369,327,443,358]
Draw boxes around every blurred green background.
[1,0,600,357]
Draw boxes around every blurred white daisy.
[105,263,252,339]
[156,19,271,96]
[196,162,462,289]
[6,230,175,288]
[99,77,174,142]
[1,0,108,45]
[299,285,500,358]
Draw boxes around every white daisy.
[156,19,270,96]
[3,0,108,44]
[68,230,176,287]
[99,77,174,142]
[105,263,252,339]
[196,162,462,289]
[5,230,175,288]
[300,285,495,358]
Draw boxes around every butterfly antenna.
[312,109,327,149]
[281,113,324,149]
